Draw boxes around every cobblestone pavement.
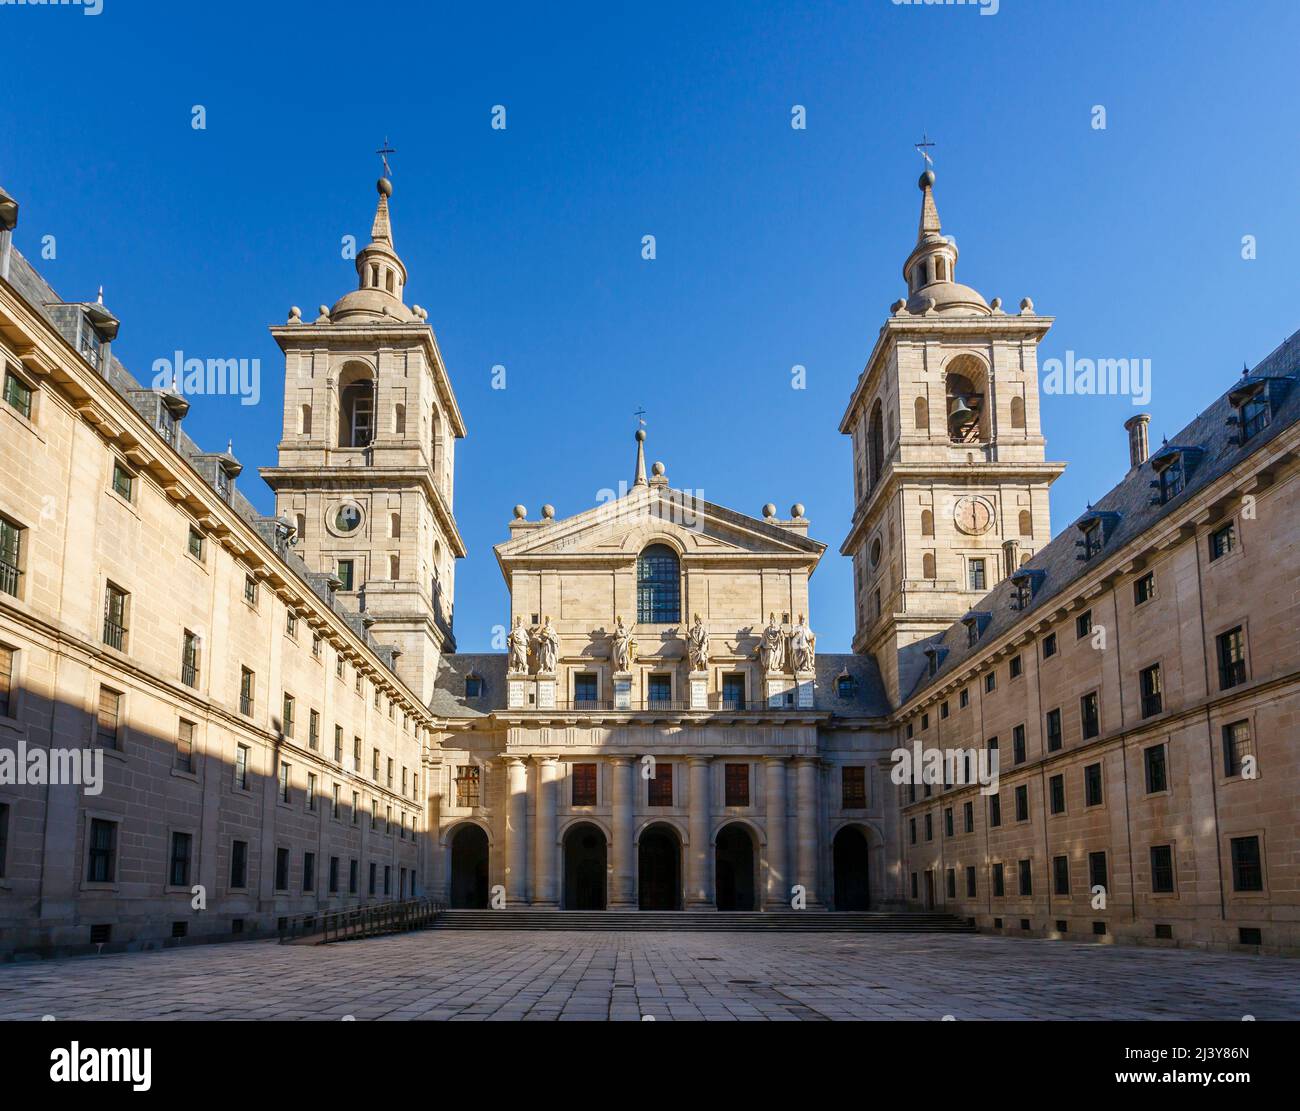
[0,930,1295,1021]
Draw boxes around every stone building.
[851,173,1300,952]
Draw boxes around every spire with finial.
[328,170,415,324]
[900,162,990,317]
[632,413,648,487]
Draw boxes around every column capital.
[533,754,559,766]
[608,755,633,767]
[504,755,527,769]
[687,755,714,767]
[763,754,793,765]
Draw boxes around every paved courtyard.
[0,930,1295,1021]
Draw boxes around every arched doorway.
[448,824,489,908]
[563,823,608,910]
[833,826,871,911]
[715,823,756,911]
[638,824,681,910]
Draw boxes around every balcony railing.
[0,558,20,597]
[278,897,443,945]
[522,697,807,713]
[182,663,199,688]
[102,617,126,650]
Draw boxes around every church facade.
[0,167,1296,955]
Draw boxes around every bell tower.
[840,169,1065,704]
[261,176,466,703]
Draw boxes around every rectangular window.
[944,807,954,837]
[1049,774,1065,815]
[1076,610,1092,639]
[351,791,359,825]
[0,645,13,718]
[332,783,341,820]
[372,748,380,781]
[1088,851,1107,891]
[1144,744,1168,794]
[1042,631,1057,658]
[181,629,200,688]
[3,369,33,419]
[279,761,291,803]
[1222,720,1252,777]
[722,673,745,709]
[333,725,343,763]
[1209,522,1236,562]
[1230,836,1263,892]
[1080,691,1100,739]
[1134,571,1154,605]
[1084,762,1103,807]
[243,574,258,606]
[329,856,339,894]
[230,839,248,889]
[353,737,362,773]
[1217,626,1247,690]
[307,772,317,811]
[963,801,973,833]
[1053,855,1069,896]
[369,862,376,896]
[0,516,23,598]
[1045,707,1062,752]
[648,762,673,807]
[647,674,672,707]
[946,868,956,899]
[572,763,597,807]
[1012,724,1026,765]
[1014,784,1029,822]
[285,610,298,638]
[103,583,128,650]
[924,813,933,841]
[169,831,192,887]
[573,673,598,705]
[239,667,255,716]
[1139,663,1163,718]
[989,793,1001,828]
[984,672,996,694]
[87,818,117,883]
[336,559,355,592]
[841,766,866,809]
[111,459,134,501]
[1009,654,1022,680]
[992,862,1005,897]
[349,859,358,894]
[724,763,749,807]
[282,693,296,738]
[1018,859,1033,896]
[0,801,8,879]
[909,817,916,845]
[456,765,481,808]
[95,686,121,750]
[175,719,195,773]
[1150,845,1175,893]
[959,688,969,709]
[965,865,976,898]
[387,757,394,788]
[968,558,986,591]
[185,524,205,559]
[303,852,315,893]
[384,865,391,896]
[234,744,249,790]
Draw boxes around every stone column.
[794,756,822,908]
[610,757,635,908]
[533,755,558,907]
[764,756,789,910]
[687,756,713,907]
[505,756,528,905]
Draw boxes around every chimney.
[1124,413,1151,468]
[1001,538,1021,579]
[0,186,18,282]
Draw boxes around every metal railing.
[102,616,126,650]
[521,697,807,713]
[0,558,20,597]
[278,896,444,945]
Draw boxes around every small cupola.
[329,177,418,324]
[901,170,990,317]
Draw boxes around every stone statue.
[532,615,560,674]
[506,615,529,674]
[686,613,709,671]
[611,615,635,673]
[758,612,787,673]
[790,613,816,672]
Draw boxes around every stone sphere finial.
[791,503,805,519]
[541,504,555,519]
[651,461,665,476]
[378,177,393,197]
[762,503,776,518]
[919,169,935,190]
[288,305,302,323]
[635,428,646,443]
[512,504,527,520]
[1019,296,1035,314]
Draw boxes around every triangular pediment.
[495,484,825,564]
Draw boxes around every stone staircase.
[434,909,976,933]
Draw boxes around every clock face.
[953,496,993,535]
[335,504,363,533]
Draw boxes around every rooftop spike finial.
[917,167,941,241]
[633,408,648,487]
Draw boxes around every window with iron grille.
[1139,663,1163,717]
[175,719,194,773]
[95,686,121,750]
[1209,522,1235,561]
[841,766,866,809]
[1053,855,1069,896]
[571,763,596,806]
[724,763,749,807]
[1144,744,1168,794]
[1230,836,1263,892]
[636,544,680,624]
[87,818,117,883]
[647,673,672,707]
[239,667,254,716]
[1150,845,1174,893]
[1084,762,1103,807]
[1088,851,1107,891]
[1222,720,1252,777]
[0,516,22,598]
[1217,626,1247,690]
[1049,774,1065,815]
[181,629,199,687]
[169,832,192,887]
[648,762,673,807]
[1080,691,1100,739]
[103,583,128,650]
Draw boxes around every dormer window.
[962,612,990,647]
[1149,445,1203,506]
[924,645,948,677]
[1082,520,1102,559]
[157,404,177,446]
[836,674,857,699]
[465,675,483,699]
[215,466,232,501]
[1074,509,1121,561]
[80,324,102,370]
[1228,375,1292,445]
[1010,568,1045,610]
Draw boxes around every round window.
[870,538,882,568]
[335,504,363,533]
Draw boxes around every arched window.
[921,509,934,537]
[389,554,400,580]
[1010,395,1026,429]
[295,513,306,540]
[390,512,401,539]
[1018,510,1033,537]
[300,403,312,436]
[914,395,929,433]
[923,552,937,579]
[385,270,395,294]
[431,407,444,478]
[867,400,885,492]
[637,544,680,624]
[338,370,375,448]
[394,403,406,436]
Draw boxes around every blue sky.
[2,0,1297,653]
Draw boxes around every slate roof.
[898,328,1300,706]
[814,653,890,717]
[6,247,399,668]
